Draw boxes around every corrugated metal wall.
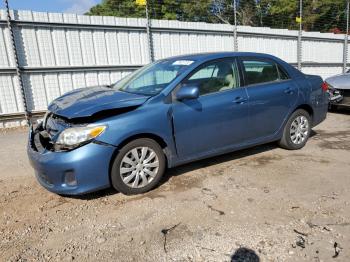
[0,10,346,127]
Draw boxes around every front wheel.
[110,138,166,195]
[278,109,311,150]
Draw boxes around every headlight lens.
[56,125,106,148]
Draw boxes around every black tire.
[278,109,311,150]
[110,138,166,195]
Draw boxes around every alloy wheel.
[289,116,309,145]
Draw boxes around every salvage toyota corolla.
[27,52,329,195]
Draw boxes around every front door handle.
[284,87,294,94]
[234,96,247,104]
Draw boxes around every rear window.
[242,59,289,85]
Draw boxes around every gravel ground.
[0,111,349,262]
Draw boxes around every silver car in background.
[326,71,350,109]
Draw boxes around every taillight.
[321,82,329,91]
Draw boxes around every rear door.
[240,58,298,140]
[171,58,250,159]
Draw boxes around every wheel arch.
[117,133,168,150]
[294,104,314,122]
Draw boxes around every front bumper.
[329,88,350,107]
[27,127,116,195]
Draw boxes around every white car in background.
[326,71,350,109]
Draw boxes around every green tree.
[87,0,348,33]
[238,0,258,26]
[87,0,217,23]
[259,0,299,29]
[211,0,259,26]
[180,0,217,22]
[259,0,347,32]
[87,0,146,17]
[211,0,234,24]
[304,0,347,32]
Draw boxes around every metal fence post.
[343,0,349,73]
[145,1,154,62]
[297,0,302,70]
[233,0,238,51]
[4,0,31,125]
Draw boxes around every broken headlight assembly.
[42,111,50,128]
[55,125,107,151]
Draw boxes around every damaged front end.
[30,112,112,153]
[326,81,350,108]
[328,86,343,104]
[27,111,116,195]
[30,113,80,153]
[30,102,142,154]
[30,123,53,153]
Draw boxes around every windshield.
[113,59,194,95]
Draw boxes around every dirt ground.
[0,111,349,262]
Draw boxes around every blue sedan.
[27,52,329,195]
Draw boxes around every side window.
[183,59,240,96]
[242,59,284,85]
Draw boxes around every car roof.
[161,52,279,63]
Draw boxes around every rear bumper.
[27,128,115,195]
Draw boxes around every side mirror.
[176,85,199,101]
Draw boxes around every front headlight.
[56,125,106,149]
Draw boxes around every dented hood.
[48,86,149,119]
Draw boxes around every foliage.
[87,0,349,33]
[87,0,146,17]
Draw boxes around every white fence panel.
[302,40,343,63]
[301,66,343,79]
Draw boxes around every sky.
[0,0,102,14]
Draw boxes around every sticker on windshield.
[172,60,194,66]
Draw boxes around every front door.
[171,58,250,160]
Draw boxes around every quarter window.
[278,66,290,80]
[183,59,240,96]
[242,59,288,85]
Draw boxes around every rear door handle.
[234,96,247,104]
[284,87,294,94]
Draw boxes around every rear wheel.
[110,138,166,195]
[278,109,311,150]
